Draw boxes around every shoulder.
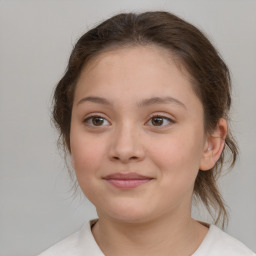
[194,225,255,256]
[37,219,103,256]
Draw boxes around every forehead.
[82,44,190,80]
[74,45,201,111]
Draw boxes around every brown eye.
[83,116,110,127]
[152,117,164,126]
[147,115,173,127]
[92,117,104,126]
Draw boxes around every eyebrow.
[77,96,186,109]
[77,96,111,106]
[138,96,186,109]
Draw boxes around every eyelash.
[83,115,110,127]
[147,114,174,127]
[83,114,174,128]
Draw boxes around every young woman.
[39,11,255,256]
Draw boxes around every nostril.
[111,155,139,162]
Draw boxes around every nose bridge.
[109,120,144,162]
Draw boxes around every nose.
[108,123,145,163]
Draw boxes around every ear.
[200,118,228,171]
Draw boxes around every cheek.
[153,133,202,161]
[70,132,105,180]
[148,130,204,180]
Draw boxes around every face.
[70,45,208,224]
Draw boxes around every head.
[52,11,237,227]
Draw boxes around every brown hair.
[52,11,238,228]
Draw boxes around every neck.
[92,211,208,256]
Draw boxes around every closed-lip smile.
[103,172,154,189]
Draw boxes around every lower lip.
[105,179,152,189]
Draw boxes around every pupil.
[152,117,163,126]
[93,117,104,126]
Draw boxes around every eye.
[83,115,110,127]
[147,115,174,127]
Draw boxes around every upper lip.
[103,172,153,180]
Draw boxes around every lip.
[103,172,154,189]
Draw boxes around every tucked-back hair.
[52,11,238,228]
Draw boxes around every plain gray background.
[0,0,255,255]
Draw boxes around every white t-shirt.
[38,220,255,256]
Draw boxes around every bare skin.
[70,45,227,256]
[92,205,208,256]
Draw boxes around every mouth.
[103,172,154,189]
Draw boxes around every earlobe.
[200,118,228,171]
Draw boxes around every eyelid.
[83,114,111,127]
[146,113,175,127]
[82,113,175,127]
